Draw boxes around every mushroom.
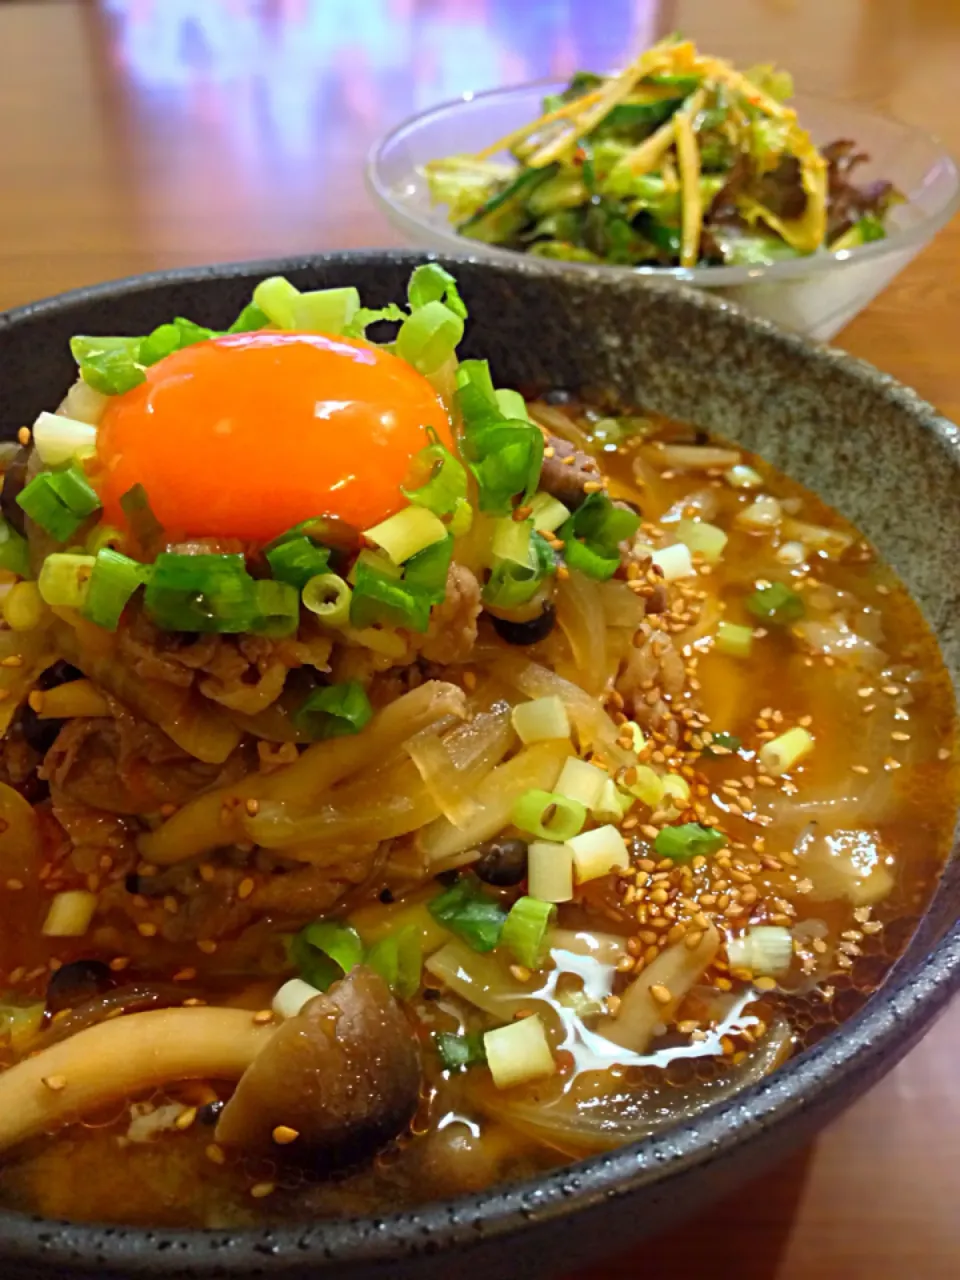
[215,966,422,1169]
[0,1007,276,1153]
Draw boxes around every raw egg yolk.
[96,331,453,543]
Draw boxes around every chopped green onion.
[85,524,124,556]
[144,553,257,633]
[491,515,532,566]
[511,696,570,745]
[435,1030,487,1072]
[402,534,453,603]
[292,286,360,334]
[365,925,422,999]
[448,498,474,537]
[396,300,464,375]
[82,549,152,630]
[31,413,98,467]
[38,553,95,609]
[651,543,695,582]
[499,896,556,968]
[745,582,805,624]
[558,493,639,582]
[302,573,352,627]
[702,731,742,758]
[716,620,754,658]
[661,774,691,810]
[41,890,98,938]
[567,825,630,882]
[527,840,574,903]
[494,388,529,421]
[484,1013,555,1089]
[673,519,728,564]
[0,518,29,577]
[512,788,587,842]
[349,557,431,633]
[364,506,448,564]
[70,336,145,396]
[724,463,762,490]
[18,467,101,542]
[427,876,507,953]
[252,579,300,637]
[402,434,468,517]
[626,765,665,808]
[291,920,364,991]
[344,302,407,339]
[252,276,301,329]
[456,361,543,514]
[759,726,814,775]
[654,822,727,860]
[294,680,372,740]
[529,490,570,535]
[266,535,331,590]
[483,527,555,609]
[591,777,635,823]
[139,318,215,366]
[554,756,608,808]
[348,548,403,586]
[727,925,793,978]
[407,263,467,319]
[227,301,270,333]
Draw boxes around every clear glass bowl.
[368,82,960,341]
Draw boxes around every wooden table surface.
[1,1,958,1275]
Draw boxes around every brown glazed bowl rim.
[0,250,958,1275]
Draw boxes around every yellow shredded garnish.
[674,106,704,268]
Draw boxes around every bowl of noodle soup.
[0,251,956,1278]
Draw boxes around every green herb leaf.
[745,582,805,624]
[428,876,507,953]
[435,1030,487,1072]
[654,822,728,860]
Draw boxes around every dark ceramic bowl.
[0,251,957,1280]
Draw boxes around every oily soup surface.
[0,405,955,1229]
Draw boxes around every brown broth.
[0,410,956,1227]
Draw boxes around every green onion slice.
[745,582,805,624]
[82,549,152,631]
[291,920,365,991]
[402,432,468,518]
[252,579,300,637]
[70,336,145,396]
[0,518,29,577]
[653,822,728,860]
[144,553,257,633]
[18,468,101,542]
[512,788,587,842]
[558,493,639,582]
[428,876,507,953]
[227,301,270,333]
[365,925,422,999]
[302,573,352,627]
[456,360,543,514]
[396,301,465,376]
[38,553,95,609]
[266,535,331,590]
[293,680,373,740]
[499,895,556,968]
[407,263,468,319]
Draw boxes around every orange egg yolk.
[96,331,453,543]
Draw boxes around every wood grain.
[0,2,957,1275]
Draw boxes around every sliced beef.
[42,712,233,815]
[417,564,482,665]
[216,966,421,1169]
